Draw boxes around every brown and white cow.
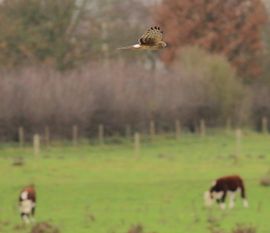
[204,175,248,209]
[19,184,36,224]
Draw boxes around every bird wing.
[139,26,163,46]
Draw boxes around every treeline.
[0,47,269,141]
[0,0,269,79]
[0,0,270,140]
[1,0,268,79]
[0,0,150,70]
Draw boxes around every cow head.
[203,191,214,207]
[204,190,225,207]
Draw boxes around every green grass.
[0,130,270,233]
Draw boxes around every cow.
[19,184,36,224]
[204,175,248,209]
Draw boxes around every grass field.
[0,130,269,233]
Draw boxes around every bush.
[0,49,250,141]
[173,46,249,126]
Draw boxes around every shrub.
[173,46,249,126]
[0,50,250,141]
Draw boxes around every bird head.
[159,41,167,48]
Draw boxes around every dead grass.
[12,157,24,166]
[31,222,59,233]
[232,224,256,233]
[127,224,144,233]
[260,172,270,187]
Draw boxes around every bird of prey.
[118,26,167,50]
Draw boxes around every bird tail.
[117,44,141,50]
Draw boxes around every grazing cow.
[19,184,36,224]
[204,175,248,209]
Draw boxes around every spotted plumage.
[118,26,167,50]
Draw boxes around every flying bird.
[118,26,167,50]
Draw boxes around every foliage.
[85,0,151,60]
[173,46,248,125]
[250,81,270,129]
[0,0,90,69]
[0,0,151,69]
[154,0,268,78]
[0,56,249,140]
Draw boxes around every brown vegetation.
[12,157,25,166]
[232,224,256,233]
[154,0,268,78]
[209,223,256,233]
[0,0,86,70]
[0,0,150,70]
[127,224,144,233]
[251,81,270,130]
[260,171,270,186]
[0,46,254,140]
[1,45,269,141]
[31,222,59,233]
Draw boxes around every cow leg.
[239,183,248,208]
[219,191,227,210]
[228,192,235,209]
[31,206,35,216]
[21,213,30,224]
[30,205,36,223]
[243,199,249,208]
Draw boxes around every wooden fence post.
[175,120,181,139]
[262,117,268,134]
[18,127,24,147]
[149,120,155,140]
[134,132,140,158]
[98,124,104,144]
[235,128,242,162]
[45,126,50,146]
[200,119,206,137]
[33,134,40,158]
[72,125,78,146]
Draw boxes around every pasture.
[0,130,269,233]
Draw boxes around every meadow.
[0,130,269,233]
